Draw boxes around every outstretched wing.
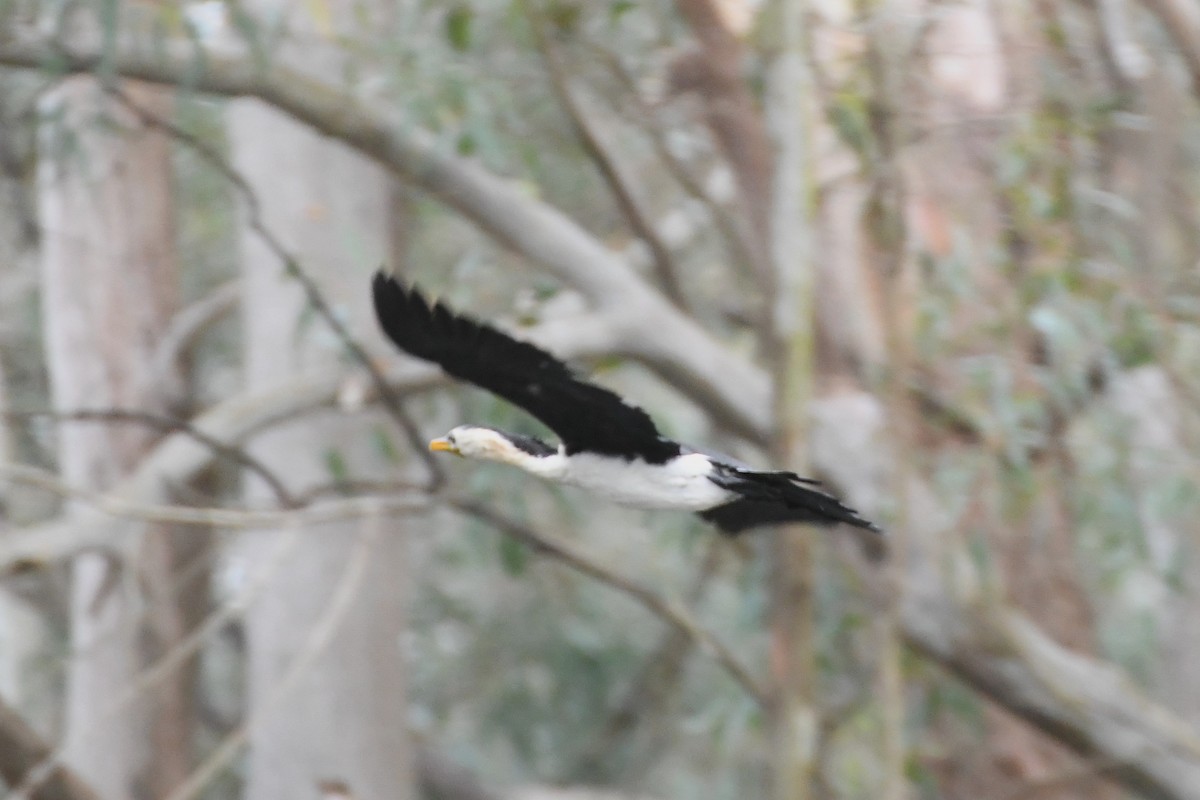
[701,464,883,535]
[372,273,681,463]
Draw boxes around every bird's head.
[429,425,539,466]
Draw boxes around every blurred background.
[1,1,1199,799]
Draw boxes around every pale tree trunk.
[226,8,414,794]
[860,8,919,799]
[0,72,45,723]
[37,78,188,798]
[765,1,819,797]
[672,0,826,794]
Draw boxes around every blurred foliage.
[3,0,1200,798]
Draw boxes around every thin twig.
[448,497,767,706]
[290,478,434,506]
[66,527,216,664]
[0,695,102,800]
[588,42,762,283]
[9,526,302,800]
[568,536,724,778]
[527,8,688,309]
[4,408,297,507]
[0,462,427,530]
[103,84,445,491]
[162,510,379,800]
[150,279,241,406]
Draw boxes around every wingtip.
[371,269,403,298]
[371,270,403,309]
[372,271,435,315]
[846,506,884,535]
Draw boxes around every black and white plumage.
[372,272,881,536]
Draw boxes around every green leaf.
[445,5,473,52]
[371,426,401,465]
[323,448,350,485]
[498,536,529,576]
[609,0,635,21]
[456,131,477,156]
[546,1,582,32]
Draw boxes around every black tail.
[699,467,882,536]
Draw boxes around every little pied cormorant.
[372,272,882,536]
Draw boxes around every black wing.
[372,273,681,463]
[701,464,883,535]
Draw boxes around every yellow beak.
[429,437,460,455]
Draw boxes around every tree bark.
[37,77,189,799]
[0,30,771,442]
[6,28,1200,800]
[0,693,101,800]
[228,70,415,800]
[764,0,820,794]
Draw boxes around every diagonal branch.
[4,407,297,507]
[0,462,428,530]
[904,577,1200,800]
[1140,0,1200,99]
[159,512,378,800]
[528,11,687,309]
[0,29,772,442]
[103,84,445,489]
[7,525,301,800]
[0,314,623,573]
[0,364,439,573]
[0,693,101,800]
[5,31,1200,800]
[448,497,768,707]
[589,44,762,286]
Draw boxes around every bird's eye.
[448,434,456,444]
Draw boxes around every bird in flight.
[371,272,881,536]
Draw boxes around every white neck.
[508,450,568,480]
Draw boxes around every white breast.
[550,452,734,511]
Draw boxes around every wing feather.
[702,464,882,534]
[372,273,681,463]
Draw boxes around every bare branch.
[0,364,439,572]
[0,462,428,529]
[103,85,445,488]
[4,407,297,507]
[4,31,1200,800]
[9,526,301,799]
[591,47,761,285]
[567,539,724,779]
[447,497,768,707]
[528,12,687,309]
[0,694,101,800]
[160,513,378,800]
[0,312,624,574]
[0,29,772,441]
[1140,0,1200,99]
[904,579,1200,800]
[151,279,241,407]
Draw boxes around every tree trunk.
[228,68,415,800]
[37,78,188,799]
[766,1,820,797]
